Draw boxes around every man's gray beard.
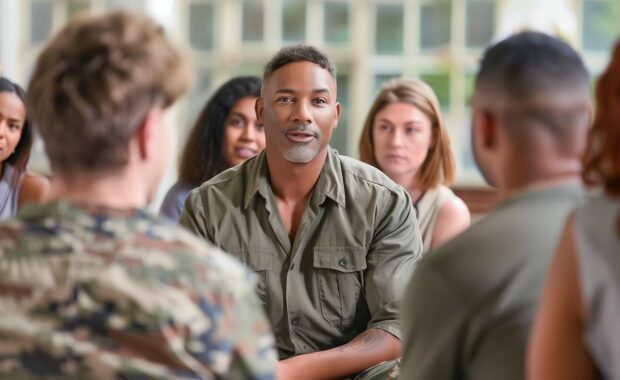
[283,144,319,163]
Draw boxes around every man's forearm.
[277,328,400,380]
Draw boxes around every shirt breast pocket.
[231,248,272,310]
[313,246,367,329]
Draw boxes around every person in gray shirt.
[529,39,620,380]
[400,31,592,380]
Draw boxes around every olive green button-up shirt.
[180,148,422,359]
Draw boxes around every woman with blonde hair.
[529,40,620,380]
[359,78,470,251]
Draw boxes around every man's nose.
[292,101,312,125]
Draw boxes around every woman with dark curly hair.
[0,77,48,219]
[160,76,264,221]
[529,40,620,380]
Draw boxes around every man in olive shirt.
[400,32,591,380]
[180,45,421,378]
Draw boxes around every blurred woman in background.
[529,40,620,380]
[160,76,264,221]
[0,77,48,219]
[359,78,470,251]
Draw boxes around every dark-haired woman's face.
[223,96,265,167]
[0,92,25,164]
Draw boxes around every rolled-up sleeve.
[364,185,423,339]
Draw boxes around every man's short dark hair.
[263,45,336,80]
[475,31,591,153]
[475,31,589,101]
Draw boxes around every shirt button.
[291,317,300,326]
[338,258,347,268]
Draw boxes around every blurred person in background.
[359,78,470,252]
[0,11,276,379]
[0,76,48,219]
[400,31,592,380]
[159,76,263,221]
[529,39,620,380]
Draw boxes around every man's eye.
[277,96,294,103]
[313,98,327,105]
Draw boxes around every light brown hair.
[359,78,455,190]
[27,11,190,175]
[583,40,620,197]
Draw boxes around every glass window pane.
[324,1,349,44]
[331,74,349,155]
[420,72,450,108]
[242,1,264,42]
[186,67,212,125]
[189,3,214,51]
[464,73,475,105]
[375,4,404,55]
[283,0,306,42]
[373,73,401,94]
[420,2,451,50]
[582,0,620,51]
[68,0,90,17]
[30,1,53,45]
[466,0,495,48]
[105,0,144,11]
[460,114,479,174]
[232,64,262,77]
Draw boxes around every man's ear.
[473,108,497,149]
[333,102,341,129]
[255,97,264,127]
[136,109,163,160]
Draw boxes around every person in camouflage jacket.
[0,11,276,380]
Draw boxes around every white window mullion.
[349,0,372,156]
[0,0,21,80]
[403,0,419,78]
[306,0,322,46]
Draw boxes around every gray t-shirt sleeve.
[400,259,465,380]
[159,182,192,222]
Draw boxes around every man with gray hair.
[181,45,422,378]
[400,31,592,380]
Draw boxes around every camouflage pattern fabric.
[0,201,277,379]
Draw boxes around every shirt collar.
[315,147,346,208]
[243,150,269,210]
[243,147,346,210]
